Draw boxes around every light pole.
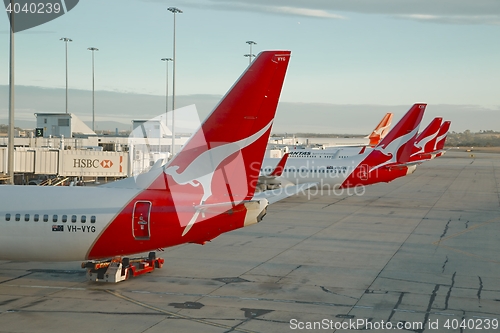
[161,57,173,129]
[7,0,14,184]
[60,37,72,114]
[167,7,182,156]
[246,40,256,65]
[87,47,98,132]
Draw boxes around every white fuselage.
[286,147,370,160]
[0,185,140,261]
[260,153,367,188]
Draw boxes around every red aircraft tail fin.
[410,117,443,157]
[434,121,451,151]
[269,153,289,177]
[367,103,426,168]
[368,113,394,146]
[162,51,291,205]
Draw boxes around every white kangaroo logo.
[411,129,439,157]
[369,126,419,172]
[372,121,391,137]
[434,130,449,150]
[165,120,273,236]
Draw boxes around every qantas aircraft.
[260,104,426,189]
[0,51,302,275]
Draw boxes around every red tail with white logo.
[88,51,291,259]
[433,120,451,157]
[368,113,394,146]
[340,103,426,188]
[269,153,289,177]
[435,121,451,151]
[410,117,443,161]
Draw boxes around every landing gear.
[82,252,165,283]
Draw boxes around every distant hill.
[1,85,499,134]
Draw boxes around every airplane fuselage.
[261,149,416,189]
[0,184,265,261]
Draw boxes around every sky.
[1,0,500,133]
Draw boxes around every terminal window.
[58,119,70,126]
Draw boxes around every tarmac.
[0,150,499,332]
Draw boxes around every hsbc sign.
[72,159,114,168]
[61,151,127,177]
[73,159,100,168]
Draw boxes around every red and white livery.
[0,51,297,268]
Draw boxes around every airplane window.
[62,215,67,223]
[5,213,10,221]
[53,215,58,222]
[43,214,48,222]
[15,214,20,221]
[25,214,30,222]
[91,216,96,223]
[34,214,39,222]
[71,215,77,223]
[81,216,86,223]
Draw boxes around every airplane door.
[358,164,369,181]
[132,201,151,240]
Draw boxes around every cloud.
[142,0,345,19]
[141,0,500,25]
[264,6,345,19]
[395,14,500,25]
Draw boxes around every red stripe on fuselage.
[86,183,249,259]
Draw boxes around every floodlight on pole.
[246,40,256,65]
[244,53,255,64]
[167,6,182,156]
[87,47,99,132]
[161,58,173,128]
[60,37,72,114]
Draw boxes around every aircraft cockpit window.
[15,214,20,221]
[71,215,77,223]
[53,215,58,222]
[43,214,48,222]
[25,214,30,222]
[91,216,96,223]
[34,214,39,222]
[81,216,86,223]
[5,213,10,221]
[62,215,67,223]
